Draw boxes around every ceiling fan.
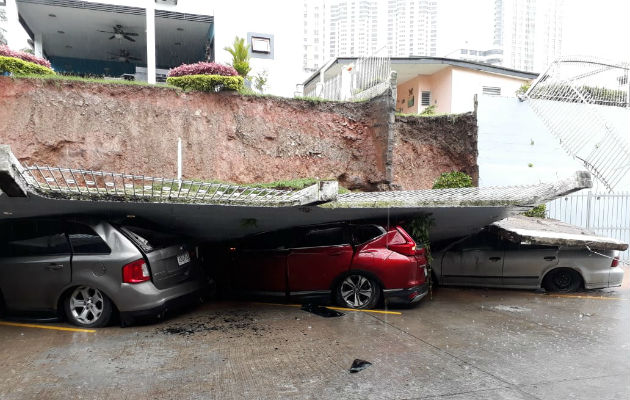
[108,49,141,63]
[98,25,139,42]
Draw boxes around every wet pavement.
[1,267,629,400]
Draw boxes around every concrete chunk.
[0,145,28,197]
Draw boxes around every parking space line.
[0,321,96,333]
[252,302,402,315]
[539,294,629,301]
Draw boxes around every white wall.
[213,0,309,97]
[450,67,527,113]
[477,95,583,187]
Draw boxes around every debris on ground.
[349,359,372,373]
[301,304,344,318]
[157,311,266,337]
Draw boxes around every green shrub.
[0,55,55,76]
[432,171,473,189]
[522,204,546,218]
[224,37,251,77]
[420,104,437,116]
[166,74,244,92]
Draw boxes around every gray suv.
[0,217,207,327]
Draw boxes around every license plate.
[177,252,191,266]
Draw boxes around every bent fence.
[304,52,391,101]
[546,191,630,261]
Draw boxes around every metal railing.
[20,165,315,206]
[546,191,630,261]
[304,51,391,101]
[524,56,630,191]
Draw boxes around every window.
[251,37,271,53]
[299,227,348,248]
[118,224,181,253]
[351,225,385,244]
[0,220,70,257]
[421,91,431,106]
[67,222,110,254]
[482,86,501,96]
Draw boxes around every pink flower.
[167,62,238,77]
[0,45,52,68]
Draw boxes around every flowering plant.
[168,62,238,78]
[0,45,51,68]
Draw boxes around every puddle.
[301,304,344,318]
[349,359,372,373]
[492,305,531,313]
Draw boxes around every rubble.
[489,215,628,251]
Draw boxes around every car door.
[232,230,290,295]
[501,241,559,287]
[287,226,354,294]
[0,219,72,311]
[440,231,504,287]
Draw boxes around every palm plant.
[224,36,251,77]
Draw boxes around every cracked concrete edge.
[323,171,593,209]
[0,145,28,197]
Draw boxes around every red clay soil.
[0,77,477,190]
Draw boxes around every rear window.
[119,225,181,253]
[351,225,385,244]
[67,222,111,254]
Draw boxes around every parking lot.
[1,266,628,400]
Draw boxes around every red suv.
[222,223,428,309]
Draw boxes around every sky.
[437,0,629,61]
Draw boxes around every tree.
[224,36,251,77]
[254,70,268,93]
[0,9,7,46]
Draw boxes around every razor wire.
[524,56,630,191]
[19,165,313,206]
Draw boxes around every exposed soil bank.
[0,77,477,190]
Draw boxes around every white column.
[146,1,156,84]
[5,0,21,50]
[34,33,43,58]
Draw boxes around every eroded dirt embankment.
[0,77,477,190]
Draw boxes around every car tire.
[64,286,113,328]
[335,272,381,309]
[542,268,582,292]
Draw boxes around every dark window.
[0,220,70,257]
[352,225,385,244]
[299,227,348,248]
[118,225,180,253]
[455,231,500,251]
[67,222,111,254]
[241,230,294,250]
[421,91,431,106]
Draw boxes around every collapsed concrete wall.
[0,77,478,190]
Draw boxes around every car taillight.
[611,257,619,268]
[122,259,150,283]
[388,242,417,256]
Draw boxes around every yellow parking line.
[253,302,402,315]
[0,321,96,333]
[541,294,629,301]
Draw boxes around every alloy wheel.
[340,275,374,308]
[69,286,105,325]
